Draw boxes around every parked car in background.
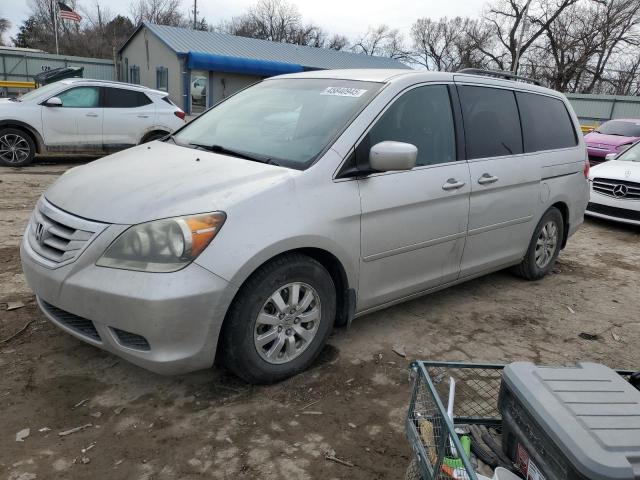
[584,119,640,165]
[21,69,589,384]
[586,140,640,225]
[0,79,185,167]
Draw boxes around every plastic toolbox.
[499,362,640,480]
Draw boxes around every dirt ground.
[1,159,639,480]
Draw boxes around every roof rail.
[457,68,542,86]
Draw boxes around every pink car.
[584,118,640,165]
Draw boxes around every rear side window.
[458,86,523,159]
[517,92,577,152]
[365,85,456,166]
[103,88,152,108]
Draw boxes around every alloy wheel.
[535,221,558,268]
[0,133,31,165]
[254,282,321,365]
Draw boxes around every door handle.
[85,113,99,117]
[137,115,149,118]
[442,178,466,191]
[478,173,499,185]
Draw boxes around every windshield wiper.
[189,143,280,166]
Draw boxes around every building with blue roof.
[118,22,410,114]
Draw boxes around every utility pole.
[193,0,197,29]
[513,0,533,74]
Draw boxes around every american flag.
[57,2,82,22]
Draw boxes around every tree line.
[1,0,639,95]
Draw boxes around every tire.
[222,253,336,384]
[0,128,36,167]
[405,458,423,480]
[512,207,564,281]
[141,131,168,143]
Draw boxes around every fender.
[0,119,46,153]
[138,125,172,144]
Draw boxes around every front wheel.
[222,253,336,384]
[0,128,36,167]
[512,207,564,281]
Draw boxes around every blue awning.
[187,51,304,77]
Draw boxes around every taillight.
[583,160,590,179]
[174,110,185,121]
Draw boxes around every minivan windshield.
[173,78,383,169]
[616,141,640,162]
[595,120,640,137]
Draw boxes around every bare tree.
[352,25,410,60]
[327,33,348,51]
[130,0,187,27]
[411,17,489,71]
[483,0,579,72]
[0,16,9,46]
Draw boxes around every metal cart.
[405,361,635,480]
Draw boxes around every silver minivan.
[20,69,589,383]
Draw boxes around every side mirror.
[44,97,63,107]
[605,153,617,161]
[369,141,417,172]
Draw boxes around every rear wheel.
[0,128,35,167]
[512,207,564,280]
[222,253,336,384]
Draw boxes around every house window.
[129,65,140,85]
[156,67,168,91]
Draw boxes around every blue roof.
[121,22,411,71]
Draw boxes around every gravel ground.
[1,159,639,480]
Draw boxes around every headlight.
[96,212,226,272]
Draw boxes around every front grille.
[586,202,640,222]
[40,301,102,342]
[27,199,108,268]
[112,328,151,351]
[592,177,640,200]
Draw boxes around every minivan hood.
[590,159,640,182]
[584,131,638,147]
[45,142,296,224]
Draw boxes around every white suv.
[0,79,185,167]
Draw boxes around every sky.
[3,0,489,44]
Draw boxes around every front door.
[357,84,471,311]
[455,84,540,277]
[41,86,102,152]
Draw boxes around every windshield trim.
[168,78,387,171]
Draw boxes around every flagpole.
[53,0,59,55]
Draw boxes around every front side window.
[364,85,456,167]
[458,85,523,159]
[596,120,640,138]
[173,79,383,170]
[517,92,577,152]
[103,87,151,108]
[56,86,100,108]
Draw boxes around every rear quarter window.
[516,92,577,152]
[103,87,152,108]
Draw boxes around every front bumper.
[20,225,237,375]
[586,188,640,226]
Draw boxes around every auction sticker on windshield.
[321,87,368,97]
